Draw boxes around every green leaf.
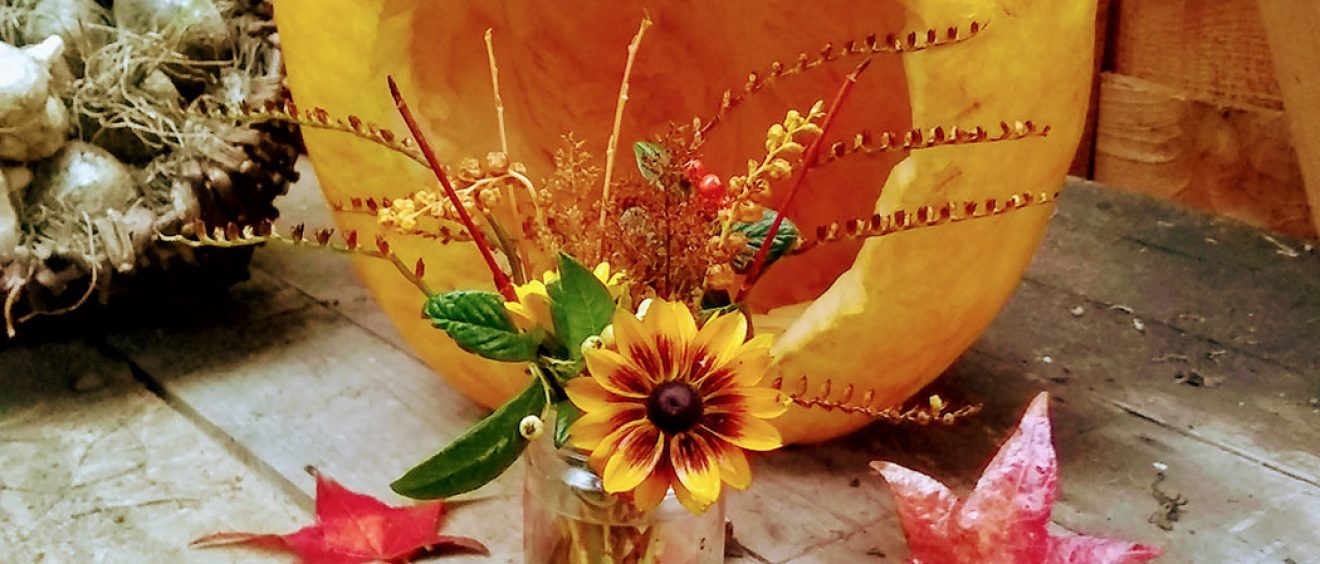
[699,302,742,325]
[633,141,669,187]
[423,291,539,362]
[547,253,616,360]
[553,402,580,449]
[540,355,586,384]
[392,380,547,499]
[731,210,800,273]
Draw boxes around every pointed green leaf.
[423,291,539,362]
[553,402,580,449]
[392,381,547,499]
[731,211,800,272]
[633,141,670,187]
[547,253,616,359]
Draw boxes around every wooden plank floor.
[2,160,1318,562]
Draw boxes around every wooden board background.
[1073,0,1318,240]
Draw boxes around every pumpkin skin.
[274,0,1095,443]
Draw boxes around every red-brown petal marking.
[572,406,647,453]
[702,412,783,452]
[603,425,665,493]
[704,387,790,418]
[584,348,653,397]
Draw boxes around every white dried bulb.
[0,37,70,162]
[31,142,138,216]
[114,0,228,55]
[22,0,112,68]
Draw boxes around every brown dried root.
[814,121,1050,169]
[793,190,1061,255]
[158,220,433,296]
[772,375,981,426]
[692,19,990,145]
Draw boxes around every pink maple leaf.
[192,468,488,564]
[872,392,1161,564]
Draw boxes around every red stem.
[737,59,873,301]
[388,77,517,301]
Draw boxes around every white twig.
[484,28,508,156]
[598,14,653,259]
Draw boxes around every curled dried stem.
[695,19,990,144]
[793,190,1061,255]
[195,99,428,168]
[771,375,982,426]
[159,221,434,297]
[815,120,1051,169]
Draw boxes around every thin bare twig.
[597,14,653,261]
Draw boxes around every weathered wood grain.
[1108,0,1283,111]
[1093,72,1314,238]
[103,304,521,562]
[1257,0,1320,237]
[0,341,307,563]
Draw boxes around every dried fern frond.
[772,375,982,426]
[815,120,1050,169]
[692,19,990,144]
[794,190,1061,255]
[160,220,432,296]
[192,99,428,168]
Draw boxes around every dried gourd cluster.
[0,0,296,335]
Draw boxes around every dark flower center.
[646,381,704,434]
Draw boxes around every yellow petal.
[718,444,752,490]
[631,468,671,511]
[603,426,665,493]
[672,473,714,514]
[670,433,721,505]
[723,334,774,386]
[569,404,643,450]
[583,348,651,397]
[643,300,697,344]
[611,307,652,358]
[586,419,645,472]
[693,311,747,365]
[705,387,790,419]
[704,413,784,452]
[564,377,613,413]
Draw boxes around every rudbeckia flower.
[565,300,789,513]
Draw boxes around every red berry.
[682,159,707,185]
[698,173,725,198]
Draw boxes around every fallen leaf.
[872,393,1161,564]
[192,468,488,563]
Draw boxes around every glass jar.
[523,433,725,563]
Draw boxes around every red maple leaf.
[872,392,1161,564]
[192,468,488,564]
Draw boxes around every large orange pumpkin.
[274,0,1095,443]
